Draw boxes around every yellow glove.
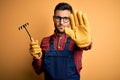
[29,39,42,59]
[65,9,91,48]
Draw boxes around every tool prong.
[18,22,32,41]
[18,27,20,30]
[26,22,29,25]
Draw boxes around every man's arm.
[81,43,92,50]
[65,9,92,48]
[32,58,43,74]
[29,39,43,74]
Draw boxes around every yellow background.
[0,0,120,80]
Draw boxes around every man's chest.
[41,36,75,52]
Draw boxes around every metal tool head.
[18,22,29,30]
[18,22,32,41]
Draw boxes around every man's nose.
[60,19,64,24]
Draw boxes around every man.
[30,2,92,80]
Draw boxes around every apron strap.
[49,35,54,51]
[64,37,71,51]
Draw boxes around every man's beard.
[55,28,65,34]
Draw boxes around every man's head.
[53,2,73,33]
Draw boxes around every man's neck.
[54,29,66,36]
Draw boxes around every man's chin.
[56,29,65,33]
[59,30,65,33]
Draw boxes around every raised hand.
[65,9,91,48]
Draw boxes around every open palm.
[65,10,91,48]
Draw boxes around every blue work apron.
[43,36,80,80]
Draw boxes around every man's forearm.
[32,58,43,74]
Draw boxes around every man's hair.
[54,2,73,14]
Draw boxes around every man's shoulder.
[40,35,53,51]
[41,34,54,45]
[41,35,53,42]
[42,36,50,41]
[41,37,50,45]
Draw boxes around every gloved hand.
[65,9,91,48]
[29,38,42,59]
